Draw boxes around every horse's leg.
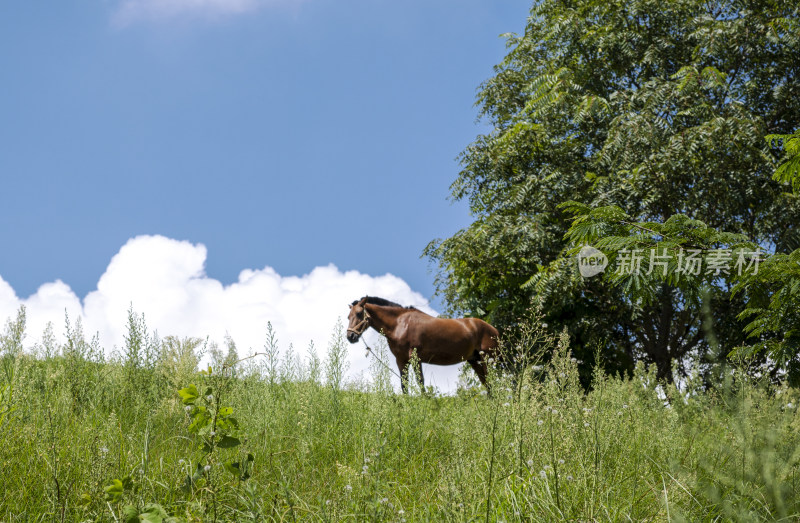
[468,355,491,394]
[416,362,425,393]
[475,325,499,394]
[396,356,410,394]
[468,357,487,387]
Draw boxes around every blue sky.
[0,1,528,390]
[1,0,527,304]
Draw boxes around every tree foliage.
[426,0,800,383]
[731,130,800,379]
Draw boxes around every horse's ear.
[348,303,352,309]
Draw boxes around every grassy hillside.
[1,310,799,522]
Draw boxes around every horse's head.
[346,298,370,343]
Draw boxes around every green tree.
[559,130,800,381]
[426,0,800,383]
[732,130,800,379]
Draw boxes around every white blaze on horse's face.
[346,300,369,344]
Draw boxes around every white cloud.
[0,235,465,392]
[113,0,298,25]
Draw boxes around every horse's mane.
[352,296,417,310]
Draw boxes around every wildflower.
[206,395,213,402]
[503,402,510,407]
[533,365,543,371]
[584,422,590,427]
[541,323,548,328]
[552,408,559,415]
[345,484,352,492]
[787,403,795,409]
[539,470,546,478]
[184,405,192,413]
[325,500,331,506]
[100,446,108,455]
[179,459,185,465]
[398,509,405,515]
[567,475,574,481]
[361,465,368,475]
[558,459,565,464]
[204,465,211,473]
[623,404,629,409]
[364,457,371,463]
[480,390,488,396]
[526,459,534,467]
[209,431,216,437]
[543,464,551,470]
[617,411,623,416]
[537,419,544,426]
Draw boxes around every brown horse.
[346,296,499,392]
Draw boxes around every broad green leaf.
[181,474,193,492]
[140,504,168,523]
[104,479,123,503]
[191,462,207,482]
[188,407,210,434]
[216,416,239,431]
[122,505,139,523]
[178,384,199,405]
[122,476,134,491]
[217,435,241,449]
[224,461,241,476]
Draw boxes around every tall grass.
[0,306,798,521]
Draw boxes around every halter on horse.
[346,296,499,393]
